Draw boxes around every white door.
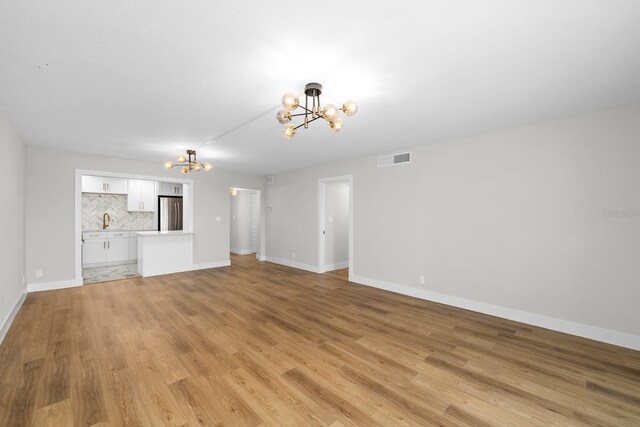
[83,240,107,264]
[127,179,142,211]
[140,180,156,212]
[105,178,128,194]
[107,237,130,262]
[129,235,138,261]
[82,175,105,193]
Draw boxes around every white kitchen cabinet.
[105,178,128,194]
[82,232,108,264]
[82,175,128,194]
[129,233,138,261]
[127,179,156,212]
[159,182,183,196]
[106,234,130,262]
[82,231,139,267]
[82,240,107,264]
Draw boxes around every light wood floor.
[1,255,639,426]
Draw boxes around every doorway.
[229,187,261,260]
[318,175,353,275]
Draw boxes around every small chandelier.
[276,82,358,139]
[164,149,213,174]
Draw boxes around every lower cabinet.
[82,231,139,267]
[83,238,107,264]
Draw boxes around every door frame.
[317,175,353,277]
[228,187,262,261]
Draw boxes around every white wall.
[265,104,640,347]
[230,189,255,254]
[0,110,26,341]
[324,181,349,267]
[25,147,265,285]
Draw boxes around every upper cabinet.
[127,179,156,212]
[82,176,128,194]
[158,182,183,196]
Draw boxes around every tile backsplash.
[82,193,154,230]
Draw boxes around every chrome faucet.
[102,212,111,229]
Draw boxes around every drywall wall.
[230,189,256,254]
[0,110,26,342]
[324,181,349,267]
[25,147,265,285]
[265,104,640,345]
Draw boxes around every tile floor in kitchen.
[82,263,140,284]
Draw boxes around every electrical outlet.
[419,275,425,285]
[22,274,26,285]
[215,216,221,222]
[292,252,296,259]
[35,269,44,278]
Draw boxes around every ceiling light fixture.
[276,82,357,139]
[164,149,213,174]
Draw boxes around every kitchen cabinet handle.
[108,241,110,249]
[103,241,106,249]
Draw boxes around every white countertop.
[136,230,194,237]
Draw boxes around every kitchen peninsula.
[137,230,194,277]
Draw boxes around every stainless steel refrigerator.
[158,196,183,231]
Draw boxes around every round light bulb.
[276,109,292,124]
[322,104,339,121]
[203,162,213,171]
[342,100,358,116]
[164,160,174,169]
[329,117,344,132]
[180,166,190,174]
[283,124,296,139]
[281,92,299,111]
[177,155,187,163]
[194,163,202,171]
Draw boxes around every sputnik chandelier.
[276,82,358,139]
[164,149,213,174]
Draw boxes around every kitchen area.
[81,174,189,283]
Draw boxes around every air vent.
[266,176,275,184]
[377,152,411,168]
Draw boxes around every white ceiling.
[1,1,639,175]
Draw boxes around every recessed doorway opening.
[229,187,261,262]
[318,175,353,277]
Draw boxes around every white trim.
[257,255,266,262]
[230,248,254,255]
[28,278,83,293]
[0,289,27,345]
[265,256,320,274]
[349,274,640,351]
[317,175,353,276]
[190,260,231,270]
[75,169,195,287]
[323,261,349,272]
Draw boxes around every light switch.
[216,216,221,222]
[328,216,333,223]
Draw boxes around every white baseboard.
[190,260,231,271]
[322,261,349,272]
[265,256,320,274]
[230,248,254,255]
[349,274,640,351]
[28,278,83,293]
[0,289,27,345]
